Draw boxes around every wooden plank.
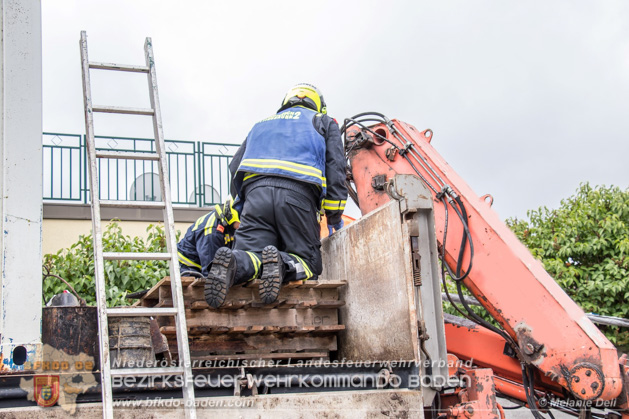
[228,326,248,335]
[245,326,264,335]
[250,300,283,309]
[298,300,317,309]
[277,299,299,309]
[299,281,320,288]
[260,326,280,335]
[314,280,348,289]
[283,281,304,289]
[191,301,209,310]
[315,300,346,309]
[190,326,214,335]
[183,308,339,328]
[141,276,169,301]
[179,284,340,303]
[158,286,171,302]
[229,300,248,309]
[279,326,298,334]
[190,352,328,362]
[209,326,230,335]
[242,279,261,289]
[240,300,254,309]
[182,334,337,353]
[158,276,196,287]
[160,326,176,335]
[312,325,346,334]
[294,326,315,335]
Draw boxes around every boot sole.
[204,248,233,308]
[260,246,282,304]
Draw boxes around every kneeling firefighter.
[204,83,348,308]
[177,198,240,277]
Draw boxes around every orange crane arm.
[345,116,625,403]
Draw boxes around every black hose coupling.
[398,142,413,157]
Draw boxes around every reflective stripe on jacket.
[176,205,234,276]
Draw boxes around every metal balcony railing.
[43,133,238,207]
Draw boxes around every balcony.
[43,132,238,207]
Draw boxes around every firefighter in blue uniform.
[177,198,240,277]
[204,83,347,308]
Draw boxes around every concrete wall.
[43,219,191,255]
[42,203,210,255]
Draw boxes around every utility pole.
[0,0,43,371]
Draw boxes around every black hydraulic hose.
[342,118,389,132]
[443,199,474,282]
[455,198,468,277]
[451,197,474,281]
[341,112,389,133]
[440,199,475,320]
[522,364,545,419]
[343,118,397,147]
[344,111,390,124]
[345,179,360,208]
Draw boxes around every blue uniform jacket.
[177,206,235,277]
[229,106,348,224]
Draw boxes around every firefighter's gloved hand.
[327,220,344,236]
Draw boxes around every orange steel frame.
[445,317,564,401]
[347,119,626,405]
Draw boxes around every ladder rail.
[144,37,197,413]
[79,30,114,419]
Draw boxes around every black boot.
[259,245,284,304]
[204,247,237,308]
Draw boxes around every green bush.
[506,183,629,348]
[43,222,176,307]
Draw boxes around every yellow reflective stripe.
[240,158,324,181]
[224,234,234,244]
[243,173,259,182]
[203,214,216,236]
[244,158,322,176]
[322,199,346,211]
[192,213,209,232]
[178,252,201,269]
[289,254,313,280]
[245,251,261,281]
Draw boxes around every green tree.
[43,222,176,307]
[507,183,629,348]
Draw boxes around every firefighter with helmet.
[204,83,347,308]
[177,197,240,277]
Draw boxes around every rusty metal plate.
[321,200,420,362]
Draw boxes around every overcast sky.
[42,1,629,220]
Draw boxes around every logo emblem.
[34,375,60,407]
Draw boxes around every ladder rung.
[92,105,155,115]
[95,150,160,161]
[100,200,165,209]
[103,252,172,261]
[110,367,184,377]
[89,61,149,73]
[107,307,178,317]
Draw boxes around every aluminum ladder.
[79,31,196,419]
